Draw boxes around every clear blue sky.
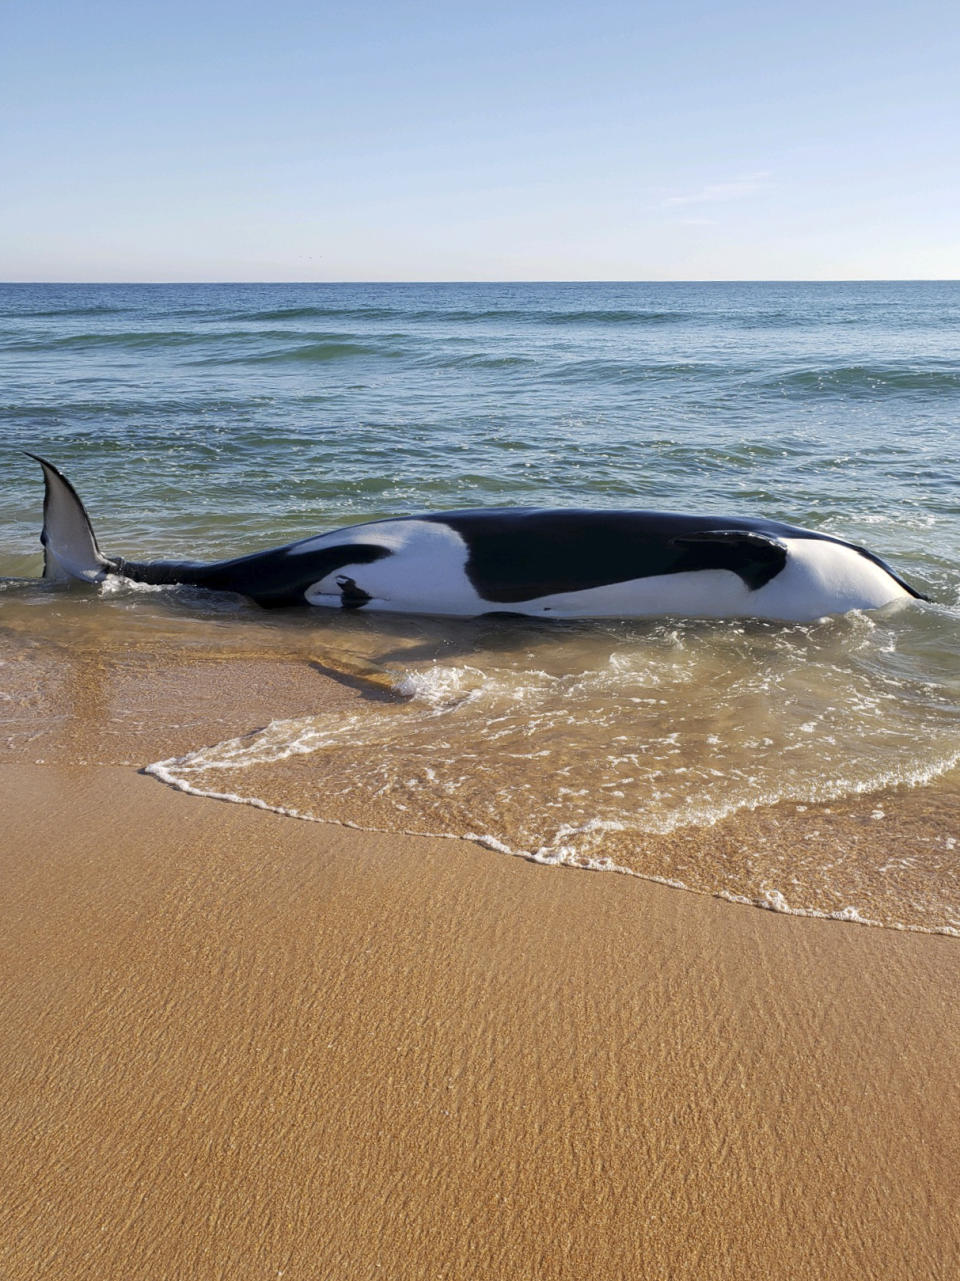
[2,0,957,281]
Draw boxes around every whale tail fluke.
[27,454,114,583]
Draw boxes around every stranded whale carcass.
[29,455,927,623]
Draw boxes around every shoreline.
[2,626,959,1277]
[145,755,960,939]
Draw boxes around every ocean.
[2,281,959,932]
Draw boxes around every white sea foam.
[145,742,960,937]
[99,575,171,596]
[145,609,960,936]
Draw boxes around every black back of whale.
[430,509,790,603]
[116,506,925,609]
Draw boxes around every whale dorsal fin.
[26,454,112,582]
[671,528,788,591]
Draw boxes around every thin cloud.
[663,172,772,208]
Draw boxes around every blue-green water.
[2,282,959,932]
[2,281,958,588]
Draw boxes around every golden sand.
[1,635,959,1279]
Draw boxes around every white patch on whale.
[752,538,915,620]
[302,519,481,611]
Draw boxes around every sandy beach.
[2,635,959,1280]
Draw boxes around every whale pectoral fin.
[671,529,788,591]
[309,648,404,697]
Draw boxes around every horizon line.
[2,277,959,287]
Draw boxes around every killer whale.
[27,454,927,623]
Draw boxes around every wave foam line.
[143,748,960,938]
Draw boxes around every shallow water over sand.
[3,583,958,934]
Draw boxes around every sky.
[2,0,958,281]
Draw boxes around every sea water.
[2,281,959,931]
